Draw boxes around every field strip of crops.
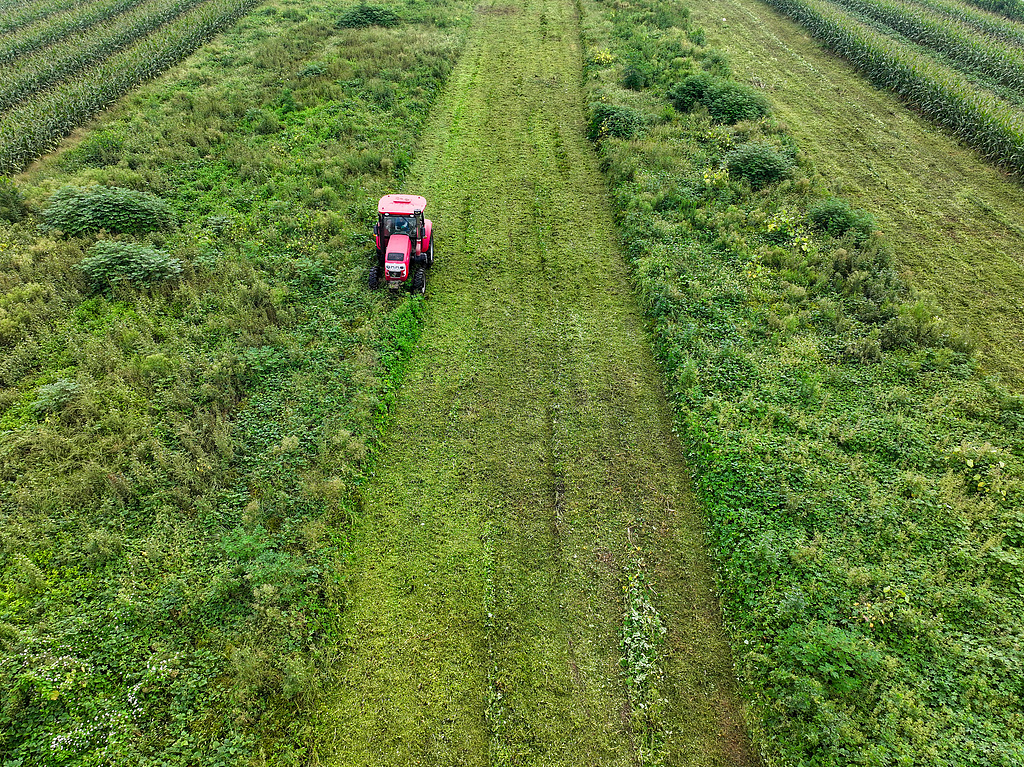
[0,0,86,35]
[0,0,209,114]
[825,0,1024,94]
[909,0,1024,45]
[0,0,258,174]
[0,0,146,63]
[762,0,1024,174]
[964,0,1024,21]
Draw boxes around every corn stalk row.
[764,0,1024,175]
[959,0,1024,23]
[0,0,209,114]
[0,0,258,175]
[0,0,85,36]
[908,0,1024,47]
[827,0,1024,94]
[0,0,147,64]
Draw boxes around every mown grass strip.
[581,0,1024,762]
[0,0,209,114]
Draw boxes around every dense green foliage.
[0,0,467,761]
[77,241,183,289]
[668,73,771,124]
[582,0,1024,763]
[41,186,175,235]
[335,2,400,28]
[0,179,26,223]
[762,0,1024,176]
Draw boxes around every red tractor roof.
[378,194,427,215]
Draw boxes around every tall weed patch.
[582,0,1024,763]
[0,0,468,762]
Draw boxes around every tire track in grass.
[318,0,760,764]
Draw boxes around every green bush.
[30,378,79,417]
[588,103,644,140]
[41,186,175,235]
[668,72,715,112]
[336,3,400,28]
[77,241,183,290]
[725,142,793,188]
[0,177,27,223]
[808,198,875,241]
[706,82,771,123]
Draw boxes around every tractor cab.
[370,194,434,293]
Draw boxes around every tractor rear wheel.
[411,267,426,294]
[368,266,381,290]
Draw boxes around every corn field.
[0,0,208,112]
[0,0,147,63]
[0,0,84,36]
[764,0,1024,175]
[0,0,258,174]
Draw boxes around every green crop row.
[961,0,1024,22]
[0,0,145,64]
[0,0,85,36]
[0,0,259,175]
[0,0,209,114]
[910,0,1024,47]
[763,0,1024,175]
[827,0,1024,95]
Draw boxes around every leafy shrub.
[725,142,793,188]
[41,186,174,235]
[808,198,875,241]
[706,82,771,124]
[0,178,27,223]
[31,378,79,417]
[336,3,399,28]
[77,241,183,290]
[670,76,770,124]
[588,103,644,140]
[668,72,715,112]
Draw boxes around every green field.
[1,0,1024,763]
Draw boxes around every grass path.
[315,0,757,763]
[686,0,1024,388]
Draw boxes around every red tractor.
[369,194,434,293]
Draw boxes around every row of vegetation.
[0,0,210,113]
[0,0,144,63]
[760,0,1024,176]
[580,0,1024,762]
[0,0,87,37]
[0,0,468,762]
[0,0,260,175]
[827,0,1024,96]
[915,0,1024,47]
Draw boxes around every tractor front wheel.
[368,266,381,290]
[426,239,434,267]
[411,267,426,294]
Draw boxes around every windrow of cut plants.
[580,0,1024,763]
[0,0,469,763]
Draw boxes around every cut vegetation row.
[580,0,1024,762]
[317,0,754,764]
